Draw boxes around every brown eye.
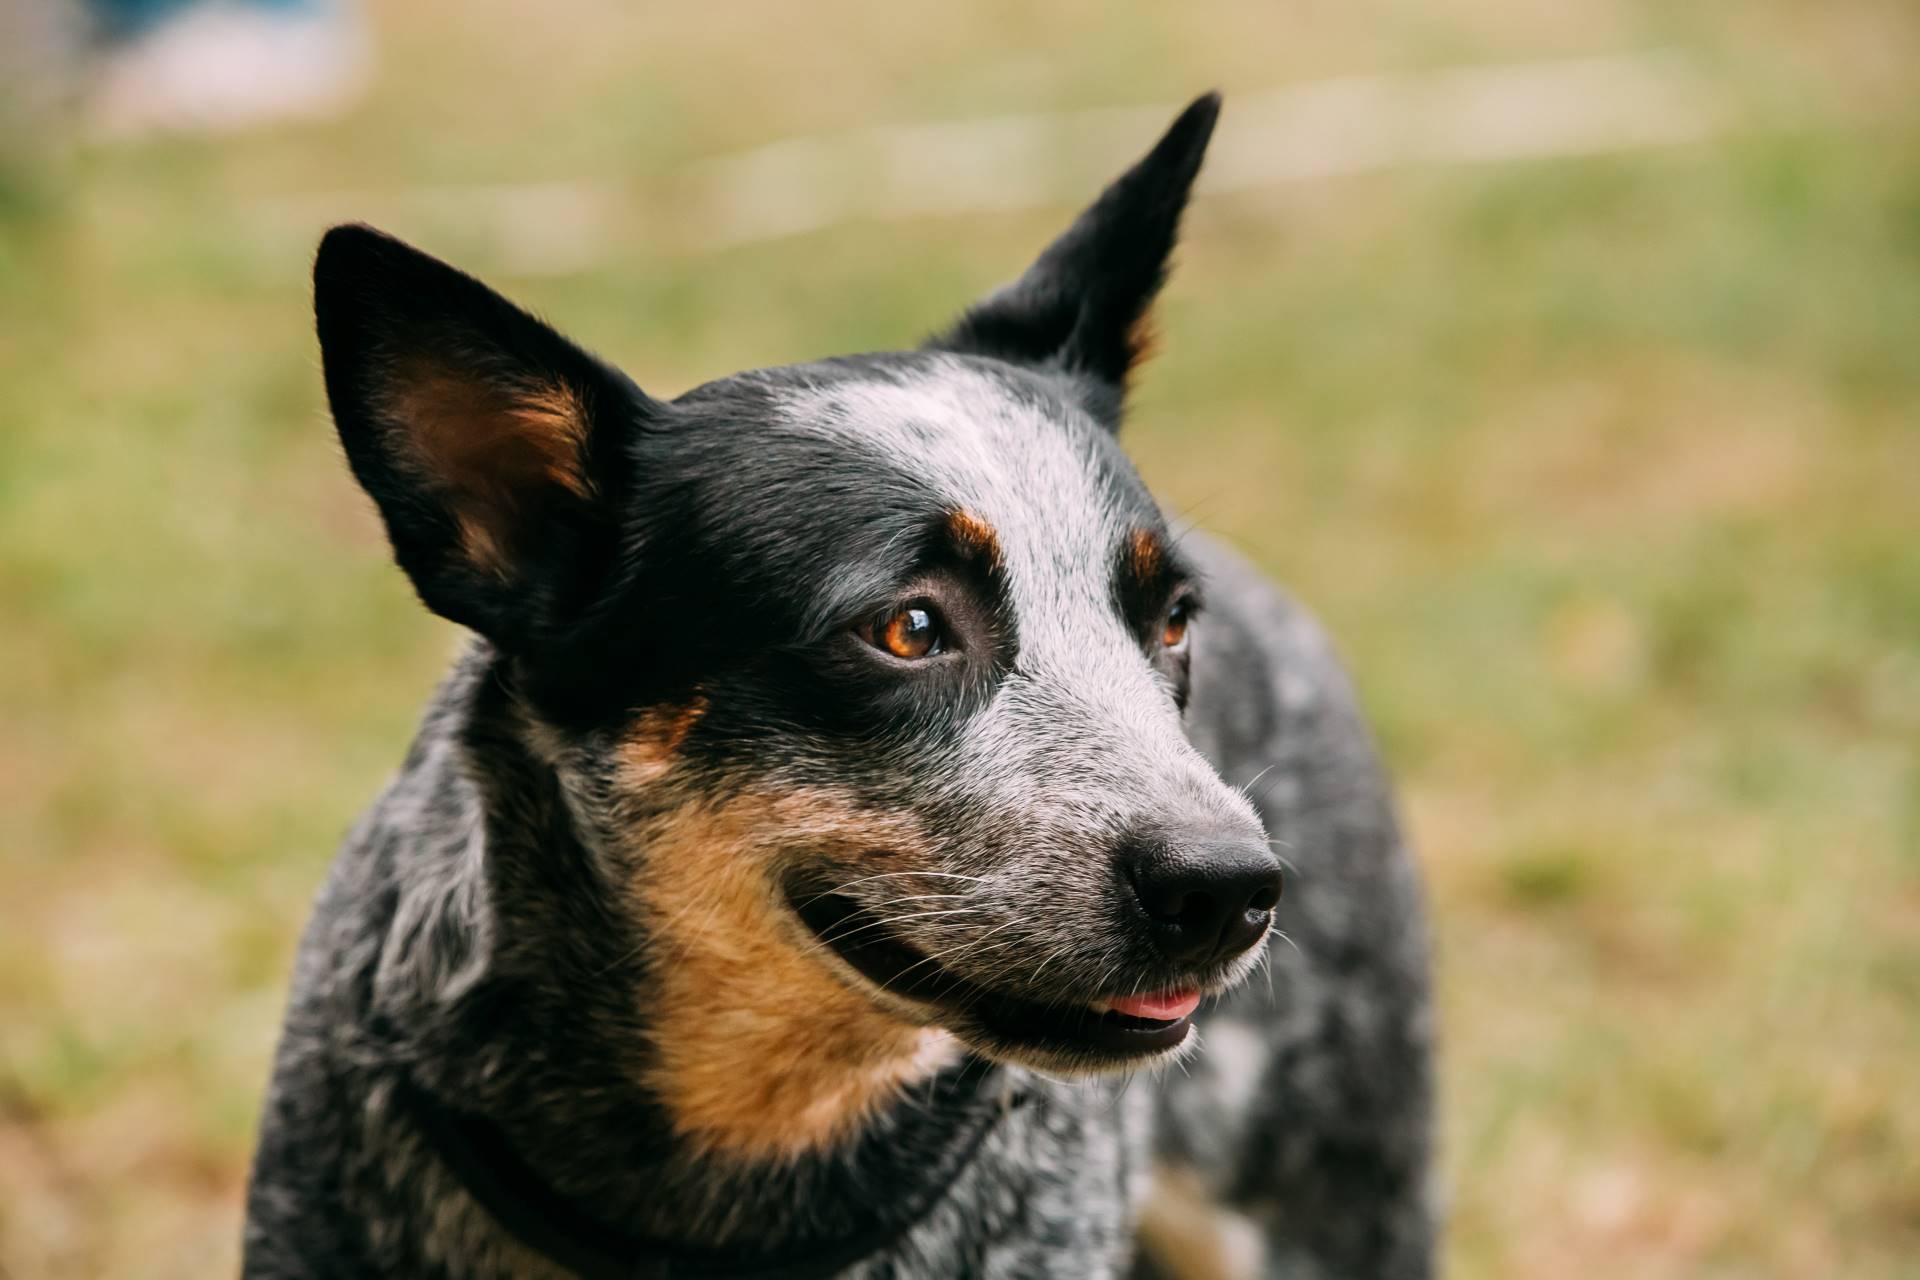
[1162,598,1192,651]
[869,605,943,660]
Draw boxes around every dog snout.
[1125,836,1282,965]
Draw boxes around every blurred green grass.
[3,1,1918,1275]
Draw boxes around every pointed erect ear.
[314,224,652,650]
[928,92,1220,422]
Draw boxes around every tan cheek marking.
[620,695,709,786]
[624,788,958,1162]
[1135,1164,1266,1280]
[387,363,593,575]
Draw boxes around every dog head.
[315,94,1275,1093]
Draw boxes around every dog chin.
[945,1017,1201,1077]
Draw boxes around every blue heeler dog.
[244,94,1436,1278]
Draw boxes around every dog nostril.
[1175,892,1218,933]
[1246,879,1281,913]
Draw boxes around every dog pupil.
[888,608,935,658]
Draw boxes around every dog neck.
[397,1055,1019,1279]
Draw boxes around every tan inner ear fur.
[387,361,594,576]
[1122,311,1162,389]
[616,726,958,1162]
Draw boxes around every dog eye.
[1161,598,1192,652]
[862,605,944,660]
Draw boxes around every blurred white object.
[87,2,369,140]
[691,52,1723,247]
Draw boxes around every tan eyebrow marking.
[945,508,1003,569]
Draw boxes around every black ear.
[929,92,1220,422]
[314,224,652,650]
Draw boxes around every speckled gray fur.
[245,525,1432,1278]
[247,94,1435,1278]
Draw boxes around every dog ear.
[314,224,652,650]
[928,92,1220,424]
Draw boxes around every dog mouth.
[787,887,1199,1062]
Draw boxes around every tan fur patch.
[945,508,1003,568]
[620,695,709,785]
[621,786,958,1162]
[1128,527,1167,584]
[387,362,593,575]
[1124,312,1162,387]
[1135,1164,1265,1280]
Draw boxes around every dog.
[243,93,1436,1278]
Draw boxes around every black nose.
[1128,838,1283,965]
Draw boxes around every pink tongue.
[1108,989,1201,1021]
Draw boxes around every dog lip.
[785,885,1197,1059]
[787,887,973,1006]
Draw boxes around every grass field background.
[3,1,1918,1275]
